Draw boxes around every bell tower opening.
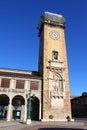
[52,51,58,61]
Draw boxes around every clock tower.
[38,12,72,121]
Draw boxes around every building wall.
[38,12,72,121]
[0,71,41,122]
[71,95,87,118]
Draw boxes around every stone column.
[7,99,12,121]
[9,79,15,89]
[24,99,27,122]
[24,81,29,122]
[39,100,41,120]
[20,105,25,121]
[25,80,29,90]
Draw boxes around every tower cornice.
[38,12,66,37]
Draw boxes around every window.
[30,81,39,90]
[52,51,58,60]
[16,80,24,89]
[1,78,10,88]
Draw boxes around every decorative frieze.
[0,88,25,93]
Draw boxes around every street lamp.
[26,90,35,124]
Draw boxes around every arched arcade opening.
[27,96,40,121]
[0,94,9,120]
[12,95,25,120]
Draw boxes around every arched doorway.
[30,96,39,120]
[12,95,25,120]
[0,94,9,120]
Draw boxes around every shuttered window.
[30,81,39,90]
[1,78,10,88]
[16,80,24,89]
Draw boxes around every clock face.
[49,30,60,40]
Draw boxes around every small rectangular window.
[30,81,39,90]
[52,51,58,60]
[1,78,10,88]
[16,80,24,89]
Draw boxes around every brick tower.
[38,12,72,121]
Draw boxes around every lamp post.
[26,90,35,124]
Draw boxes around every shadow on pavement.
[38,128,83,130]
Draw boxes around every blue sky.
[0,0,87,96]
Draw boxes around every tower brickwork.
[38,12,72,121]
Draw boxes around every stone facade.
[38,12,72,121]
[0,69,41,122]
[71,93,87,118]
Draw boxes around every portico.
[0,68,42,122]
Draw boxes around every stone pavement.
[0,120,87,130]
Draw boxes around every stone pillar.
[24,99,27,122]
[24,81,28,122]
[25,80,29,90]
[9,79,15,89]
[7,99,12,121]
[39,100,41,120]
[20,105,25,121]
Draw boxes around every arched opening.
[28,96,39,121]
[0,94,9,120]
[12,95,25,120]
